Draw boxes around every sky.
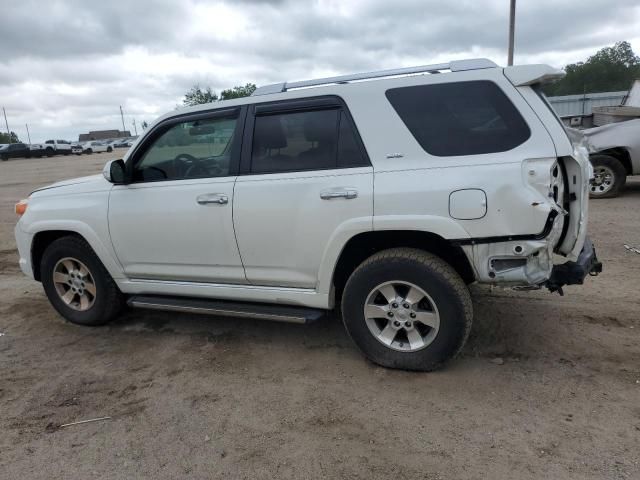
[1,0,639,143]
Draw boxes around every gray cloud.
[0,0,638,141]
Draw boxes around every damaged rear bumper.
[545,237,602,293]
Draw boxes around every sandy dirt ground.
[0,152,639,479]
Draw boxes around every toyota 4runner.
[14,59,601,371]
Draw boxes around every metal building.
[547,91,627,117]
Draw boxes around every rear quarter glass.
[385,80,531,157]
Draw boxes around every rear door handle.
[197,193,228,205]
[320,189,358,200]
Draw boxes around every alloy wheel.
[52,257,97,311]
[364,281,440,352]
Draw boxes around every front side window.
[386,81,530,157]
[133,116,237,182]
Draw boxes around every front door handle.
[197,193,228,205]
[320,189,358,200]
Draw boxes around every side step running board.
[127,295,326,324]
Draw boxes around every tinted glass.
[251,109,338,173]
[133,116,237,182]
[337,111,367,167]
[386,81,530,157]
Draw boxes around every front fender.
[18,189,125,280]
[20,219,125,281]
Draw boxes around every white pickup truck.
[14,59,601,371]
[43,139,72,156]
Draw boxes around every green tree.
[220,83,257,100]
[183,85,218,106]
[182,83,257,106]
[0,131,20,143]
[545,41,640,96]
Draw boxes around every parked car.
[82,141,113,154]
[1,143,32,160]
[113,138,133,148]
[581,119,640,198]
[43,139,72,156]
[13,59,600,371]
[28,144,44,157]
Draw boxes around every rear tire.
[341,248,473,371]
[107,147,113,152]
[41,236,125,326]
[589,154,626,198]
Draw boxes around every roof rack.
[252,58,498,96]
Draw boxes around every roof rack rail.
[252,58,498,96]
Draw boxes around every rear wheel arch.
[331,230,475,303]
[592,147,632,175]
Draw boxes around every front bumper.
[545,236,602,293]
[14,223,34,278]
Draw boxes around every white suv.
[14,59,601,371]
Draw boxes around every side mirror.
[102,159,127,184]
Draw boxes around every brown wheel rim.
[52,257,97,311]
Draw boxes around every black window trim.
[125,106,246,184]
[239,95,370,175]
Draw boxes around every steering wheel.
[173,153,208,178]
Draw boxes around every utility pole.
[25,124,31,144]
[119,105,126,135]
[2,107,9,141]
[507,0,516,66]
[132,118,138,136]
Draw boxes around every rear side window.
[337,111,367,167]
[386,81,530,157]
[251,108,367,174]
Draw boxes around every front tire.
[107,147,113,152]
[589,154,626,198]
[341,248,473,371]
[41,236,125,326]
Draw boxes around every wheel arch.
[31,230,82,281]
[29,226,123,282]
[330,230,475,304]
[591,148,632,175]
